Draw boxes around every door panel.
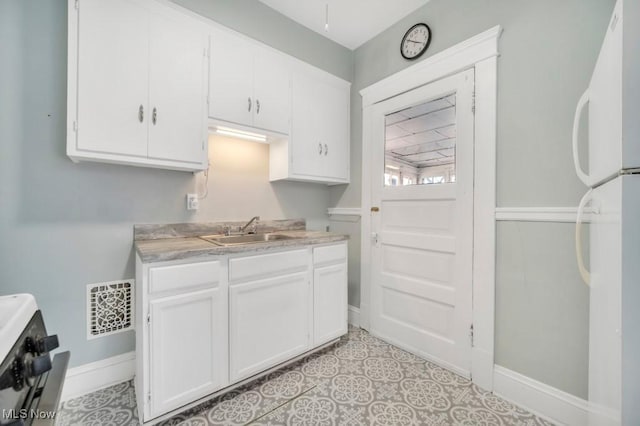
[149,288,228,418]
[370,69,475,377]
[290,70,323,178]
[209,29,253,127]
[76,0,148,156]
[229,272,310,382]
[314,263,348,346]
[148,12,206,164]
[320,81,350,180]
[253,47,290,134]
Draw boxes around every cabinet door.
[253,48,290,134]
[229,272,310,382]
[290,71,324,178]
[319,82,350,181]
[314,263,348,346]
[149,288,228,418]
[148,12,207,165]
[76,0,149,156]
[209,29,253,127]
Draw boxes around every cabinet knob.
[256,99,260,114]
[152,107,157,125]
[138,105,144,123]
[318,143,323,155]
[324,144,328,156]
[248,97,252,112]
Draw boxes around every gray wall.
[0,0,349,368]
[329,0,615,398]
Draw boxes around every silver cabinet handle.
[152,107,157,125]
[248,97,252,112]
[138,105,144,123]
[324,144,328,156]
[318,143,323,155]
[256,99,260,114]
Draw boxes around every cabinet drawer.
[229,249,308,283]
[149,261,221,295]
[313,243,347,266]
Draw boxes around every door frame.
[359,26,501,391]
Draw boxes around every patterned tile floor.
[58,327,554,425]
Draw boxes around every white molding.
[348,305,360,327]
[328,207,362,216]
[61,351,136,402]
[360,26,502,107]
[495,207,592,223]
[360,27,500,391]
[493,366,590,426]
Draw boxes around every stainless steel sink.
[200,233,296,246]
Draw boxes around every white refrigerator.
[572,1,640,425]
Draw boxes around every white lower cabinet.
[313,244,348,345]
[229,272,311,382]
[137,242,346,423]
[314,264,348,346]
[148,288,227,418]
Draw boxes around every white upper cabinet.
[68,0,208,172]
[147,11,208,164]
[209,28,290,135]
[74,0,149,158]
[270,66,350,185]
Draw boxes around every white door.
[76,0,149,157]
[253,48,290,134]
[149,288,228,419]
[229,272,310,382]
[208,29,253,127]
[369,69,475,377]
[147,12,207,165]
[314,262,348,346]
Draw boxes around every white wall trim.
[328,207,362,216]
[495,207,592,223]
[493,366,590,426]
[360,27,500,392]
[348,305,361,327]
[61,351,135,402]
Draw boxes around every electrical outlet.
[186,193,199,210]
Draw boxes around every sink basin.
[200,233,296,246]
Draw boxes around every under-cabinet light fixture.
[215,126,267,143]
[386,165,400,170]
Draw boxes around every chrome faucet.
[241,216,260,234]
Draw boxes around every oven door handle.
[32,351,70,426]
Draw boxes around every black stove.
[0,308,69,426]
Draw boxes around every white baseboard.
[493,365,589,425]
[61,351,135,401]
[348,305,360,327]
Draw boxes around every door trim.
[359,25,501,391]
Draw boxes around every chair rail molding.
[328,207,362,216]
[495,207,592,223]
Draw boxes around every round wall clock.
[400,23,431,60]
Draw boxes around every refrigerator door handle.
[576,189,592,286]
[572,89,591,186]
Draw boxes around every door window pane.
[384,94,456,186]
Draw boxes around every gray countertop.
[135,230,348,263]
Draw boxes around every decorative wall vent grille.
[86,280,134,339]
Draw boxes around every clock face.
[401,23,431,60]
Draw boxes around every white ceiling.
[258,0,430,50]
